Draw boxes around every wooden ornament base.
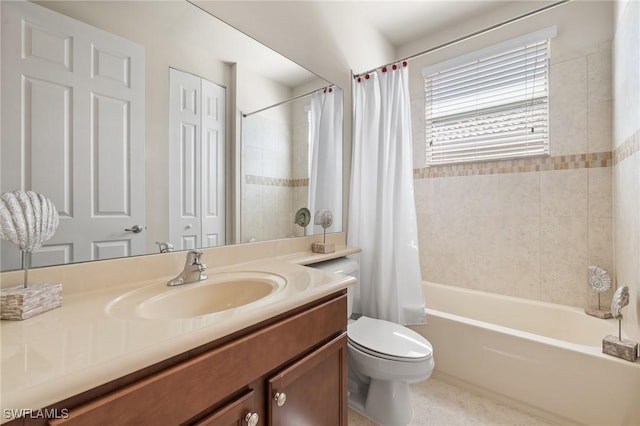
[311,242,335,254]
[602,335,638,362]
[584,307,613,319]
[0,283,62,320]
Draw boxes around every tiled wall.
[412,15,614,308]
[613,0,640,342]
[291,98,311,238]
[241,113,294,242]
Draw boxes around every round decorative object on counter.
[294,207,311,227]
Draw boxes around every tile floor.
[348,376,554,426]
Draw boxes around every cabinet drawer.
[49,294,346,426]
[193,390,258,426]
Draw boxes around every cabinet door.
[193,389,259,426]
[268,333,347,426]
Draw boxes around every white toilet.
[312,258,434,426]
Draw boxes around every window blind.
[424,37,551,166]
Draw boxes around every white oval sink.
[107,272,286,320]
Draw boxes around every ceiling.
[314,0,512,47]
[200,0,559,87]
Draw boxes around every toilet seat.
[347,316,433,362]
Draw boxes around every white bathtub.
[410,282,640,425]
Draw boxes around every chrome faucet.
[155,241,174,253]
[167,250,208,286]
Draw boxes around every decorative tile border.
[245,175,309,187]
[613,129,640,165]
[414,152,613,179]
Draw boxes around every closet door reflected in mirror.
[169,68,226,250]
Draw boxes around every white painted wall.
[613,0,640,342]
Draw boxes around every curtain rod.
[353,0,571,79]
[242,85,334,118]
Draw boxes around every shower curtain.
[308,89,343,235]
[348,65,425,325]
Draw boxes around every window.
[423,27,556,166]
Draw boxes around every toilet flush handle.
[274,392,287,407]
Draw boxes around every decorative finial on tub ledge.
[602,285,638,362]
[585,265,613,319]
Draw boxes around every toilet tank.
[309,257,359,318]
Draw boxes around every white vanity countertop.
[0,255,356,418]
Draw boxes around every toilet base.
[348,377,413,426]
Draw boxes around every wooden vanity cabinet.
[268,334,347,425]
[26,292,348,426]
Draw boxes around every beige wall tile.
[469,254,540,300]
[588,218,614,271]
[464,215,540,260]
[496,173,540,217]
[428,214,469,255]
[462,175,502,217]
[588,167,613,218]
[541,216,588,265]
[540,169,588,217]
[420,248,470,288]
[587,100,613,153]
[540,259,588,307]
[411,95,427,168]
[587,47,613,103]
[414,178,434,215]
[433,175,475,215]
[549,57,588,156]
[587,217,615,309]
[614,154,640,224]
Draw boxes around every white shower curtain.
[348,65,425,325]
[308,89,343,235]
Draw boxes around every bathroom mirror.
[0,0,342,271]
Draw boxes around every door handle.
[124,225,143,233]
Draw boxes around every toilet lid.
[347,316,433,360]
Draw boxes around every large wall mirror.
[0,0,343,271]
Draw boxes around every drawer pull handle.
[245,412,259,426]
[274,392,287,407]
